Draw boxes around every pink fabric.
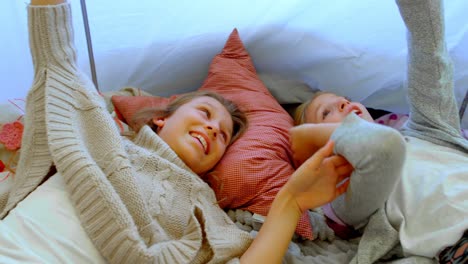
[322,203,346,226]
[0,98,25,181]
[0,120,24,151]
[375,112,467,139]
[375,113,409,130]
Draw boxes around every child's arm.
[289,123,341,167]
[397,0,467,151]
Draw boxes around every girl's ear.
[152,117,165,132]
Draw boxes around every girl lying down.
[291,0,468,261]
[0,0,351,263]
[0,0,464,264]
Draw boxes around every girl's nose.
[206,125,217,138]
[338,100,349,112]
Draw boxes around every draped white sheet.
[2,0,467,127]
[0,0,90,101]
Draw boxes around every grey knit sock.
[331,114,406,228]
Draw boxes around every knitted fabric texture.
[0,4,251,264]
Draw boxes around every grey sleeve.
[330,114,406,228]
[396,0,468,152]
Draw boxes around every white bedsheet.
[0,174,105,264]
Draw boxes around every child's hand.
[285,140,352,213]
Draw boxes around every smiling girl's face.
[154,96,233,175]
[304,93,374,124]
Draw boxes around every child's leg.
[330,114,406,228]
[397,0,468,152]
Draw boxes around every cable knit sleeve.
[29,3,78,78]
[0,4,79,218]
[28,4,174,262]
[21,3,250,263]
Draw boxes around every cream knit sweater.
[0,3,251,263]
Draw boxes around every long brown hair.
[131,91,248,144]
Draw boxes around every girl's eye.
[322,109,330,120]
[221,131,228,143]
[201,108,211,118]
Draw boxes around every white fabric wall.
[1,0,467,127]
[0,0,90,101]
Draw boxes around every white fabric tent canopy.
[1,0,467,127]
